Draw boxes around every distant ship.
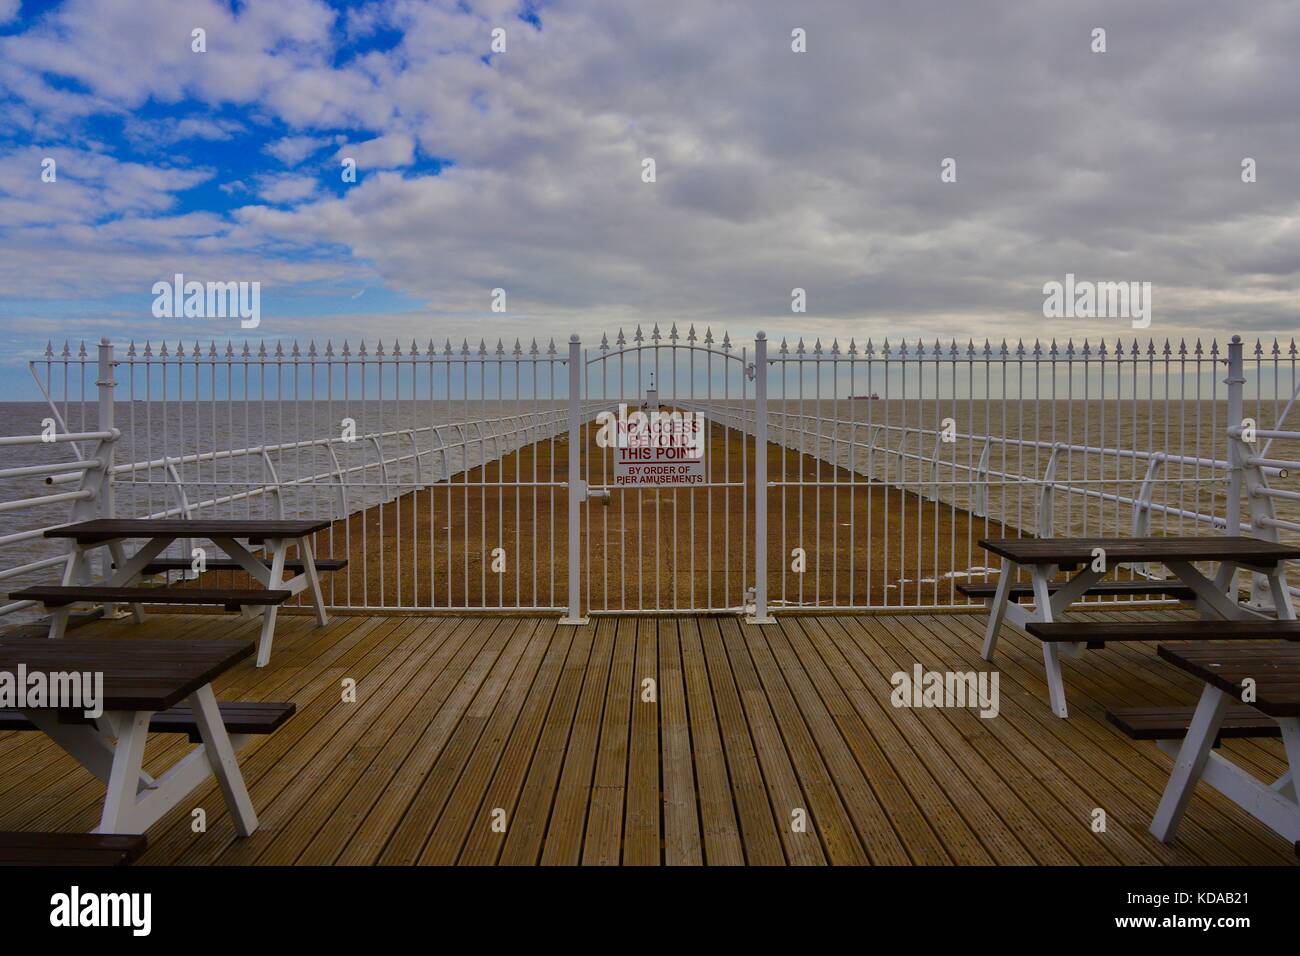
[849,393,880,400]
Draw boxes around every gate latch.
[588,487,612,505]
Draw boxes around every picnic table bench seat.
[1106,705,1280,744]
[9,585,293,612]
[140,557,348,575]
[1026,619,1300,648]
[0,832,147,866]
[956,580,1199,602]
[0,700,295,743]
[35,517,342,664]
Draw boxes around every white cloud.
[0,0,21,25]
[3,0,1300,349]
[254,172,318,204]
[265,135,331,166]
[335,133,415,170]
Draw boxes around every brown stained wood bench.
[0,638,272,835]
[141,557,348,575]
[1142,644,1300,846]
[976,535,1300,719]
[42,517,339,665]
[0,701,296,743]
[1026,619,1300,649]
[956,580,1198,603]
[1106,705,1280,745]
[9,585,292,614]
[0,832,147,866]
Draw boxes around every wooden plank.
[581,618,636,865]
[207,616,460,864]
[246,616,482,865]
[367,619,528,865]
[329,617,509,864]
[658,619,702,865]
[696,618,787,864]
[979,535,1300,566]
[714,618,831,865]
[538,618,616,864]
[0,637,252,710]
[806,616,1029,864]
[419,620,569,865]
[677,617,745,865]
[455,625,577,865]
[408,620,555,865]
[49,518,332,542]
[743,619,900,864]
[497,624,595,865]
[778,618,974,863]
[181,616,442,864]
[1158,643,1300,716]
[833,615,1079,864]
[1027,620,1300,642]
[622,618,661,866]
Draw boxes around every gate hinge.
[746,362,756,381]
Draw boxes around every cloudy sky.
[0,0,1297,395]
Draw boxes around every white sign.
[605,406,706,487]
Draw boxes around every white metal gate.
[569,325,761,618]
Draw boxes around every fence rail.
[0,331,1296,622]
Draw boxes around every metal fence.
[1,331,1296,623]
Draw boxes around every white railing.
[2,331,1296,622]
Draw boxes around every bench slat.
[8,585,293,611]
[0,832,146,866]
[1026,620,1300,644]
[141,557,347,575]
[955,581,1196,600]
[0,701,295,743]
[1106,705,1279,742]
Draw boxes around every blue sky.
[1,0,1298,397]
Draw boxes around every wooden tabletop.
[46,518,332,543]
[0,639,252,711]
[1157,643,1300,718]
[979,535,1300,567]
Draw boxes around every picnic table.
[16,518,337,667]
[1148,643,1300,846]
[976,535,1300,717]
[0,638,264,836]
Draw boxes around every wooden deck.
[0,608,1295,865]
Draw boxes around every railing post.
[96,337,116,521]
[747,332,775,624]
[560,334,588,625]
[1224,335,1244,537]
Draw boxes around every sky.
[0,0,1297,396]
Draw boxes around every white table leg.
[97,710,153,835]
[299,537,328,627]
[256,538,286,667]
[981,557,1014,660]
[1150,683,1230,842]
[22,711,157,791]
[188,684,258,836]
[1266,564,1296,620]
[1166,559,1251,620]
[107,540,146,622]
[1030,564,1072,718]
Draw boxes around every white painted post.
[1225,335,1244,538]
[560,335,588,625]
[748,332,775,624]
[96,337,116,522]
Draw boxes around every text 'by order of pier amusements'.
[597,404,707,487]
